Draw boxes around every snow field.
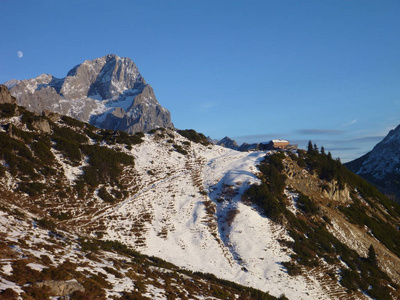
[96,133,330,299]
[1,209,220,299]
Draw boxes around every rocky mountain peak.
[346,125,400,201]
[4,54,173,133]
[63,54,144,100]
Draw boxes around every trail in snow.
[75,164,199,228]
[118,145,328,298]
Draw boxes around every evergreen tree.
[320,146,325,155]
[307,141,314,154]
[327,151,332,160]
[368,245,378,266]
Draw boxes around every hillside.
[0,207,284,300]
[0,87,282,299]
[0,86,399,299]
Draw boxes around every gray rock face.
[0,85,16,104]
[32,118,52,133]
[4,54,173,133]
[35,280,85,296]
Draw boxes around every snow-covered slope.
[346,124,400,201]
[4,54,173,133]
[0,207,279,299]
[72,132,332,299]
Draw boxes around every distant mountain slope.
[4,54,173,133]
[217,136,239,149]
[346,125,400,202]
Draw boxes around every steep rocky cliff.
[4,54,173,133]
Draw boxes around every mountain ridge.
[4,54,173,134]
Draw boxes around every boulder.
[35,280,85,296]
[0,85,16,104]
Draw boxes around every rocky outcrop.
[4,54,173,133]
[43,110,61,122]
[284,156,351,203]
[32,119,52,133]
[35,280,84,296]
[0,85,16,104]
[320,180,351,203]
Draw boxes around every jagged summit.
[63,54,144,99]
[4,54,173,133]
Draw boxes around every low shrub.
[148,128,165,134]
[31,138,54,163]
[80,144,134,187]
[18,182,46,196]
[0,103,17,118]
[9,125,34,142]
[53,126,88,144]
[22,284,51,299]
[36,218,56,231]
[98,187,114,203]
[173,144,188,155]
[177,129,210,146]
[61,115,85,128]
[297,194,319,215]
[20,110,40,130]
[53,137,82,162]
[243,153,287,221]
[0,288,19,300]
[281,261,302,276]
[8,260,43,285]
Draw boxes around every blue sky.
[1,0,399,162]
